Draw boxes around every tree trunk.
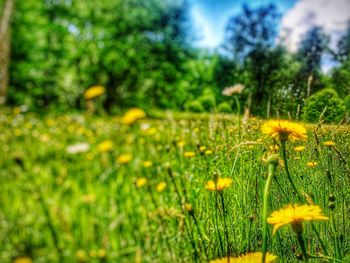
[0,0,15,104]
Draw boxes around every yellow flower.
[267,204,328,235]
[81,194,96,204]
[185,203,193,212]
[205,150,213,155]
[117,154,132,164]
[84,85,105,100]
[205,178,232,191]
[177,140,186,147]
[199,146,206,152]
[307,161,317,168]
[184,151,195,158]
[97,140,113,152]
[76,249,87,262]
[294,146,306,152]
[143,160,153,168]
[13,257,33,263]
[324,141,336,147]
[261,120,307,142]
[136,177,148,188]
[156,181,167,192]
[269,144,279,151]
[122,108,146,125]
[209,252,277,263]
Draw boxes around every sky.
[190,0,350,57]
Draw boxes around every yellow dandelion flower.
[306,161,317,168]
[261,120,307,142]
[199,146,206,152]
[117,154,132,164]
[185,203,193,212]
[84,85,105,100]
[324,141,336,147]
[294,146,306,152]
[184,151,195,158]
[136,177,148,188]
[205,178,232,192]
[122,108,146,125]
[13,257,33,263]
[156,181,167,192]
[209,252,277,263]
[143,160,153,168]
[205,150,213,155]
[76,249,87,262]
[97,140,113,152]
[267,204,328,235]
[177,140,186,147]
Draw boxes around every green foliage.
[303,88,345,123]
[185,100,204,112]
[344,95,350,113]
[217,102,232,113]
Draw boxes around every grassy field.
[1,109,350,262]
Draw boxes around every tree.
[223,4,281,115]
[296,26,329,97]
[0,0,15,104]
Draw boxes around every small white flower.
[66,143,90,154]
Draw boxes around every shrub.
[217,102,232,113]
[186,100,205,113]
[344,95,350,113]
[198,94,216,111]
[303,88,345,123]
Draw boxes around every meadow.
[1,108,350,262]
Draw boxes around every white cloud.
[191,5,220,48]
[280,0,350,52]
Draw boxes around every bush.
[344,95,350,113]
[303,88,345,123]
[217,102,232,113]
[186,100,205,113]
[198,94,216,111]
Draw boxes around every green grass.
[1,109,350,262]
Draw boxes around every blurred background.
[0,0,349,118]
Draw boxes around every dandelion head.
[261,120,307,142]
[205,178,232,192]
[117,154,132,164]
[156,181,167,192]
[122,108,146,125]
[184,151,195,158]
[324,141,335,147]
[267,204,328,235]
[84,85,105,100]
[209,252,277,263]
[294,146,306,152]
[306,161,317,168]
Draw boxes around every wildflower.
[222,84,245,96]
[117,154,132,164]
[209,252,277,263]
[184,151,195,158]
[143,160,153,168]
[97,140,113,152]
[324,141,336,147]
[66,143,90,154]
[205,178,232,192]
[185,203,193,212]
[122,108,146,125]
[177,140,186,147]
[13,257,33,263]
[261,120,307,142]
[84,85,105,100]
[156,181,167,192]
[306,161,317,168]
[199,146,206,152]
[294,146,306,152]
[135,178,148,188]
[205,150,213,155]
[267,204,328,235]
[269,144,279,151]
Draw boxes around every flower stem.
[296,231,309,262]
[261,159,277,262]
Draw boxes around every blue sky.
[190,0,297,48]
